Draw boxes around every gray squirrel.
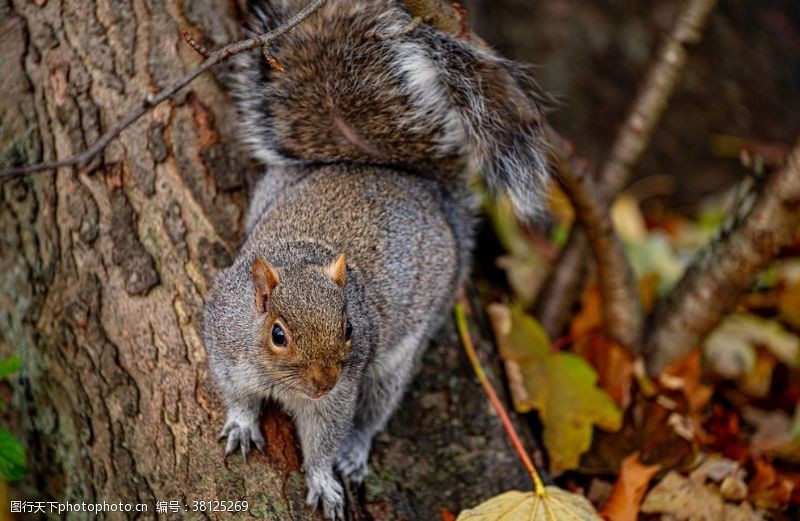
[203,0,549,519]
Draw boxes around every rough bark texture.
[0,1,532,519]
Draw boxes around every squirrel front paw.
[218,412,265,460]
[305,467,345,520]
[335,430,371,485]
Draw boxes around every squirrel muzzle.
[302,364,341,399]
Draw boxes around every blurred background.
[466,0,800,211]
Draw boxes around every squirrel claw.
[306,469,345,520]
[219,417,265,461]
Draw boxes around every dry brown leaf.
[743,407,799,460]
[571,289,634,409]
[599,452,660,521]
[779,279,800,329]
[660,351,713,415]
[749,457,795,509]
[641,471,724,519]
[572,332,634,410]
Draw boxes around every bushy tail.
[233,0,550,219]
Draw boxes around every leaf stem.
[453,297,546,495]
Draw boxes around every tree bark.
[0,1,533,519]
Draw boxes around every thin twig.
[534,0,717,338]
[180,28,210,58]
[545,129,643,350]
[454,296,546,496]
[0,0,328,183]
[645,139,800,375]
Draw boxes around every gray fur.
[205,1,550,519]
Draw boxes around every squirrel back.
[233,0,550,218]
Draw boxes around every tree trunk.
[0,1,533,519]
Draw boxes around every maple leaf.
[456,488,601,521]
[488,303,622,474]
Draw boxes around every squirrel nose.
[306,365,340,397]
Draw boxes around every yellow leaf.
[486,197,549,306]
[611,194,647,243]
[457,488,601,521]
[488,304,622,474]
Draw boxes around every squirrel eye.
[271,323,287,347]
[344,319,353,341]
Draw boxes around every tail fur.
[233,0,550,218]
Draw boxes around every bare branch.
[534,0,716,337]
[546,129,643,350]
[0,0,328,183]
[600,0,717,197]
[645,140,800,375]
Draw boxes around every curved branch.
[645,140,800,374]
[546,130,643,350]
[0,0,328,183]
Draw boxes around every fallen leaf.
[571,289,634,409]
[495,255,545,307]
[581,393,696,475]
[737,351,777,398]
[704,313,799,378]
[486,197,549,306]
[660,351,713,415]
[692,456,741,483]
[719,474,748,502]
[748,457,794,510]
[440,508,456,521]
[641,471,724,519]
[599,452,660,521]
[722,501,767,521]
[570,287,603,340]
[641,471,766,520]
[488,304,622,474]
[572,332,634,409]
[703,404,751,462]
[611,194,648,243]
[779,279,800,329]
[457,488,601,520]
[624,231,685,295]
[743,407,800,463]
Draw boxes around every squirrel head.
[251,254,352,399]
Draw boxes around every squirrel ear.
[324,253,347,288]
[252,258,280,313]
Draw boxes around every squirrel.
[202,1,549,519]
